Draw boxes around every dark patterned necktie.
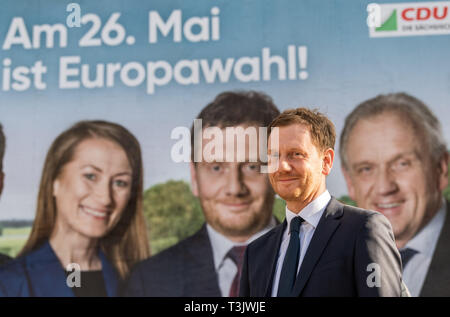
[227,245,247,297]
[400,248,418,270]
[277,216,305,297]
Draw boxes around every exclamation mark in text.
[298,46,308,80]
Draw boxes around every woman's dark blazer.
[0,241,119,297]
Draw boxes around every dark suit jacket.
[123,224,221,296]
[0,241,119,297]
[239,198,403,297]
[0,253,11,267]
[420,200,450,296]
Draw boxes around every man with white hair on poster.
[340,93,450,296]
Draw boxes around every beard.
[201,195,274,239]
[271,173,313,202]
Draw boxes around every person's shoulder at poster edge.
[0,123,12,266]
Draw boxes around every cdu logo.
[368,1,450,38]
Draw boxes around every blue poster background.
[0,0,448,220]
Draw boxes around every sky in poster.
[0,0,449,219]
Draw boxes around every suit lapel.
[25,242,74,297]
[291,198,343,296]
[26,242,119,297]
[420,200,450,296]
[99,250,119,297]
[263,221,287,296]
[184,224,221,296]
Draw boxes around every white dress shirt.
[401,199,447,297]
[271,190,331,297]
[207,217,277,297]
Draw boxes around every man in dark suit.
[240,108,403,297]
[123,91,280,296]
[0,124,12,267]
[340,93,450,296]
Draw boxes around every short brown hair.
[268,108,336,152]
[190,90,280,161]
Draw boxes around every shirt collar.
[285,190,331,231]
[403,199,447,258]
[206,217,277,270]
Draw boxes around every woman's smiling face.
[52,137,133,239]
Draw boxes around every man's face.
[343,112,448,246]
[268,124,333,211]
[190,125,275,242]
